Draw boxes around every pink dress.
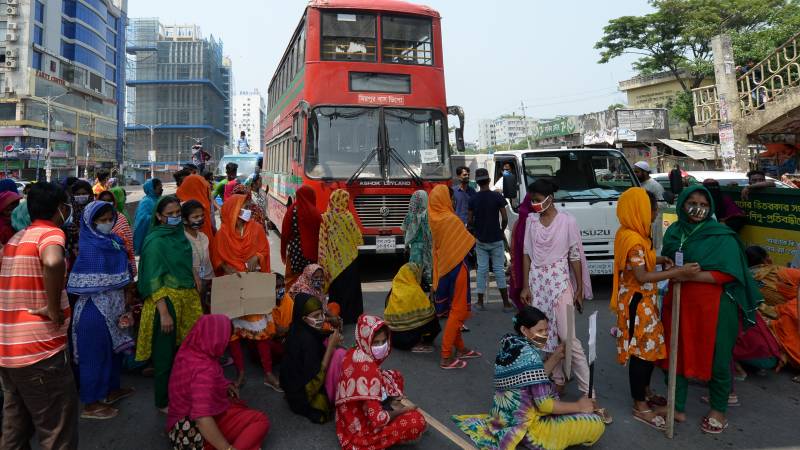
[523,212,591,353]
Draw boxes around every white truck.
[491,148,641,275]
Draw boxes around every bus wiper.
[387,147,423,186]
[589,194,619,205]
[346,147,379,186]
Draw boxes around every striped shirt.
[0,220,70,368]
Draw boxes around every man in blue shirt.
[468,168,511,312]
[453,166,475,225]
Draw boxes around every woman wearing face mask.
[519,179,610,422]
[612,188,700,431]
[280,294,343,423]
[232,181,265,228]
[67,201,136,420]
[453,306,605,449]
[135,195,202,412]
[64,180,94,270]
[176,173,215,241]
[335,315,426,450]
[211,194,279,391]
[180,200,213,312]
[97,190,136,279]
[660,185,762,434]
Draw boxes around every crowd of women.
[1,166,797,450]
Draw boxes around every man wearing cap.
[633,161,664,199]
[468,168,512,312]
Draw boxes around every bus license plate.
[588,262,613,275]
[376,236,396,254]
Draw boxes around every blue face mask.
[503,170,511,176]
[166,216,182,226]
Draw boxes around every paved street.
[73,232,800,450]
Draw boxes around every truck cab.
[494,148,640,275]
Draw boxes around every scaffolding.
[125,18,230,168]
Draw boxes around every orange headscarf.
[428,185,475,290]
[176,174,214,240]
[611,187,656,310]
[212,194,270,273]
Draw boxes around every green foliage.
[665,90,695,124]
[596,0,795,93]
[607,103,626,110]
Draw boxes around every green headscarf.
[110,187,132,225]
[662,185,761,325]
[137,196,196,299]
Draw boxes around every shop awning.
[659,139,718,161]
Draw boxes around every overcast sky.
[128,0,653,140]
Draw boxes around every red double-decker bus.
[263,0,464,254]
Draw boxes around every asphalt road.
[76,231,800,450]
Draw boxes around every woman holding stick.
[660,185,762,434]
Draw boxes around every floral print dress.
[528,246,580,353]
[614,245,666,363]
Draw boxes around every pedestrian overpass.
[692,31,800,138]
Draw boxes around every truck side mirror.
[455,128,465,152]
[502,172,518,199]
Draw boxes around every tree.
[607,103,626,111]
[595,0,798,125]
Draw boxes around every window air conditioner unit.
[6,0,18,5]
[3,86,13,94]
[5,49,17,59]
[7,23,18,31]
[5,6,18,15]
[5,33,18,42]
[5,60,17,69]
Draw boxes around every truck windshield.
[305,106,450,180]
[522,150,637,201]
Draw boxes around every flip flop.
[103,387,136,405]
[632,409,666,431]
[81,406,118,420]
[263,381,284,393]
[700,394,740,407]
[793,375,800,384]
[460,325,470,332]
[457,350,482,360]
[440,359,467,370]
[701,416,728,434]
[646,394,667,408]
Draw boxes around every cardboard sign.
[211,272,277,319]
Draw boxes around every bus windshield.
[522,150,637,201]
[305,106,450,180]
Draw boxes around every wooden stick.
[401,400,478,450]
[565,303,575,380]
[666,282,682,439]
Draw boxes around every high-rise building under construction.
[125,18,230,175]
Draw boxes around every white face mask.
[371,342,389,360]
[95,222,114,235]
[239,208,252,222]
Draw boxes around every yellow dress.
[135,287,202,361]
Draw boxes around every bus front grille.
[353,195,411,228]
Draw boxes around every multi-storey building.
[0,0,127,180]
[125,19,230,174]
[232,90,265,153]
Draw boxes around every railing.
[692,30,800,125]
[692,85,720,125]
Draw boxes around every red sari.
[335,315,426,450]
[660,272,734,380]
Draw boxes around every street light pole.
[30,93,67,182]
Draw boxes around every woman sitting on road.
[167,315,270,450]
[279,294,344,424]
[453,306,605,450]
[384,262,440,352]
[335,315,427,449]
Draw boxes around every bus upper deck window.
[382,15,433,65]
[321,12,376,62]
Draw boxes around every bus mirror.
[455,128,465,152]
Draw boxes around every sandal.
[411,344,434,353]
[700,394,740,407]
[793,375,800,384]
[701,416,728,434]
[81,405,118,420]
[103,387,135,405]
[594,408,613,425]
[632,409,666,431]
[440,359,467,370]
[460,324,470,332]
[263,380,284,393]
[457,350,482,360]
